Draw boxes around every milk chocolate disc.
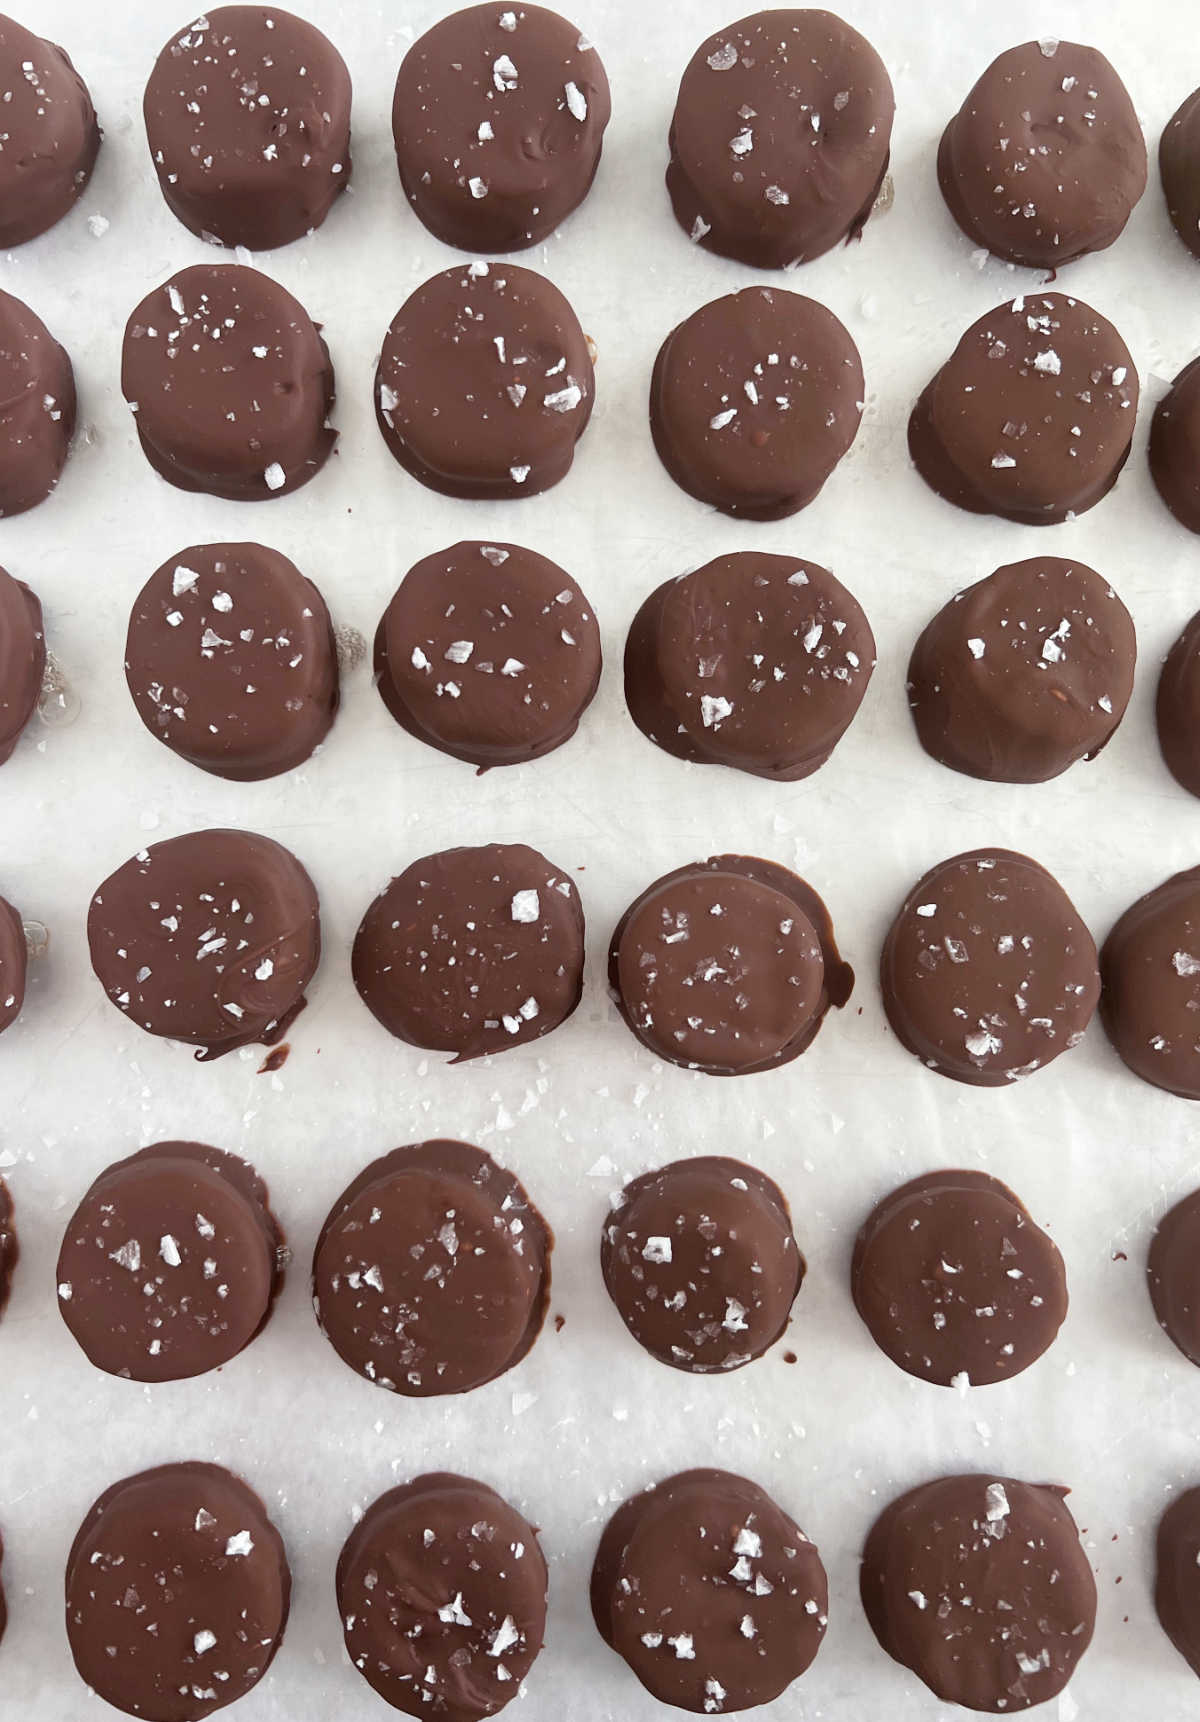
[375,540,600,769]
[602,1156,803,1372]
[0,291,76,515]
[0,566,45,766]
[0,1175,16,1317]
[1150,357,1200,535]
[650,288,863,520]
[66,1462,290,1721]
[1156,612,1200,798]
[881,849,1099,1087]
[1157,1487,1200,1679]
[144,6,351,250]
[909,293,1137,524]
[392,3,611,253]
[861,1474,1096,1712]
[667,10,893,269]
[592,1468,827,1713]
[1148,1189,1200,1368]
[353,843,584,1062]
[0,893,24,1036]
[1100,868,1200,1099]
[338,1473,548,1718]
[121,264,336,500]
[609,855,853,1077]
[57,1142,283,1383]
[125,542,338,781]
[852,1170,1068,1387]
[375,261,593,500]
[88,828,320,1060]
[907,556,1136,784]
[937,40,1146,269]
[313,1140,550,1397]
[1161,87,1200,260]
[0,16,100,247]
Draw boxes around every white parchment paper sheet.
[2,0,1200,1716]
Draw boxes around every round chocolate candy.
[1100,868,1200,1099]
[0,566,45,766]
[625,552,874,780]
[0,1175,16,1317]
[1156,612,1200,799]
[0,290,76,516]
[125,542,338,781]
[0,894,25,1037]
[353,843,584,1062]
[144,6,351,250]
[909,292,1137,524]
[862,1474,1096,1712]
[121,264,336,501]
[650,287,863,520]
[667,10,893,269]
[852,1170,1067,1388]
[881,849,1099,1087]
[601,1156,803,1372]
[907,556,1136,784]
[1161,86,1200,261]
[313,1140,550,1397]
[938,40,1146,269]
[374,540,600,769]
[609,854,853,1077]
[392,3,610,253]
[57,1142,283,1383]
[338,1473,548,1719]
[1157,1487,1200,1681]
[1148,1188,1200,1369]
[1150,357,1200,535]
[66,1462,290,1721]
[376,260,593,500]
[592,1468,827,1712]
[88,828,320,1060]
[0,15,100,247]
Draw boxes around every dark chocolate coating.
[625,552,874,780]
[1148,1189,1200,1368]
[65,1462,290,1721]
[908,556,1135,784]
[375,261,593,500]
[852,1170,1067,1387]
[1162,87,1200,260]
[937,40,1145,269]
[0,566,45,765]
[121,264,336,501]
[1157,1487,1200,1680]
[353,843,584,1062]
[601,1156,803,1373]
[861,1474,1096,1712]
[57,1142,283,1384]
[375,540,600,769]
[88,828,320,1060]
[1100,868,1200,1100]
[0,291,76,515]
[0,15,100,247]
[1159,612,1200,798]
[650,288,863,521]
[392,3,610,253]
[0,1175,15,1317]
[609,854,853,1077]
[592,1467,827,1712]
[144,6,351,250]
[313,1140,550,1398]
[338,1473,548,1719]
[1150,356,1200,535]
[0,893,24,1036]
[125,542,338,781]
[881,848,1099,1087]
[909,292,1137,524]
[667,10,893,269]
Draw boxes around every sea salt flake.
[707,42,739,71]
[643,1236,672,1264]
[700,694,733,728]
[564,81,587,121]
[263,462,286,490]
[511,890,540,923]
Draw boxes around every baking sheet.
[2,0,1200,1715]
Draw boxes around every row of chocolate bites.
[1,1143,1199,1717]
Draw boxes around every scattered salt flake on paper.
[511,1389,538,1416]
